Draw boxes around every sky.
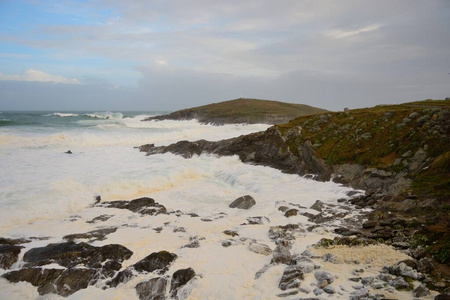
[0,0,449,111]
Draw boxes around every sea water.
[0,111,358,299]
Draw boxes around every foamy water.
[1,111,425,299]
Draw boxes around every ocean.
[0,111,359,299]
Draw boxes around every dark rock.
[435,295,450,300]
[0,237,31,245]
[413,284,430,297]
[284,209,298,218]
[310,200,324,212]
[134,251,178,273]
[135,277,169,300]
[278,206,289,212]
[108,268,135,288]
[223,230,239,237]
[23,241,132,268]
[109,251,177,288]
[362,222,377,229]
[65,150,72,154]
[229,195,256,209]
[278,265,304,290]
[100,197,167,216]
[0,244,22,269]
[141,127,333,181]
[3,267,99,297]
[277,290,299,297]
[86,214,113,224]
[221,241,233,247]
[63,227,118,242]
[170,268,196,299]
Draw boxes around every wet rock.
[134,251,178,273]
[278,265,304,290]
[86,214,114,224]
[277,290,299,297]
[278,206,289,212]
[249,242,272,256]
[100,197,167,216]
[310,200,325,212]
[314,270,334,284]
[170,268,196,299]
[109,251,177,288]
[229,195,256,209]
[284,209,298,218]
[135,277,169,300]
[63,227,118,242]
[362,221,377,229]
[0,244,23,269]
[3,267,99,297]
[23,241,132,268]
[0,237,31,245]
[271,245,293,265]
[413,284,430,297]
[223,230,239,237]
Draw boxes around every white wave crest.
[84,112,124,119]
[52,112,79,117]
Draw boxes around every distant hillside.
[144,98,327,125]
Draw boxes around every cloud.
[326,24,382,39]
[0,69,80,84]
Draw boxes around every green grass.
[152,98,328,124]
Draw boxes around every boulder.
[278,265,304,290]
[135,277,169,300]
[248,242,272,256]
[170,268,196,299]
[314,270,334,284]
[229,195,256,209]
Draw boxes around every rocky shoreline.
[1,192,448,299]
[137,100,450,298]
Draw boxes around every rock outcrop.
[2,241,133,296]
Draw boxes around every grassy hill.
[144,98,327,125]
